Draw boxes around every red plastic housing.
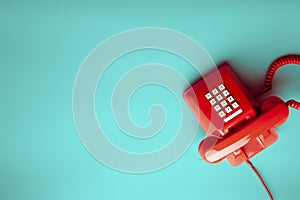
[184,63,290,166]
[184,62,257,136]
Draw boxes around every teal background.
[1,0,300,200]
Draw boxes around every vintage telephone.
[184,55,300,200]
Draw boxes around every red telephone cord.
[265,54,300,110]
[246,160,273,200]
[247,54,300,200]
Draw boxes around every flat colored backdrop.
[1,1,300,199]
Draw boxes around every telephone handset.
[199,96,289,165]
[184,55,300,199]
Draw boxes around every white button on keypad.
[218,84,225,91]
[214,105,221,112]
[225,106,232,113]
[205,93,212,100]
[216,94,223,101]
[227,96,234,103]
[218,111,226,118]
[221,100,227,107]
[212,88,218,95]
[210,99,216,105]
[232,102,239,109]
[223,90,229,97]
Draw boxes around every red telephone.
[184,55,300,199]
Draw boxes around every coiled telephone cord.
[265,54,300,110]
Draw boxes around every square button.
[216,94,223,101]
[227,96,234,103]
[223,90,230,97]
[218,84,225,91]
[214,105,221,112]
[218,111,226,118]
[205,93,212,100]
[221,100,227,107]
[225,106,232,113]
[209,99,216,105]
[232,102,239,109]
[212,88,218,95]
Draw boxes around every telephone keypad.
[205,83,243,122]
